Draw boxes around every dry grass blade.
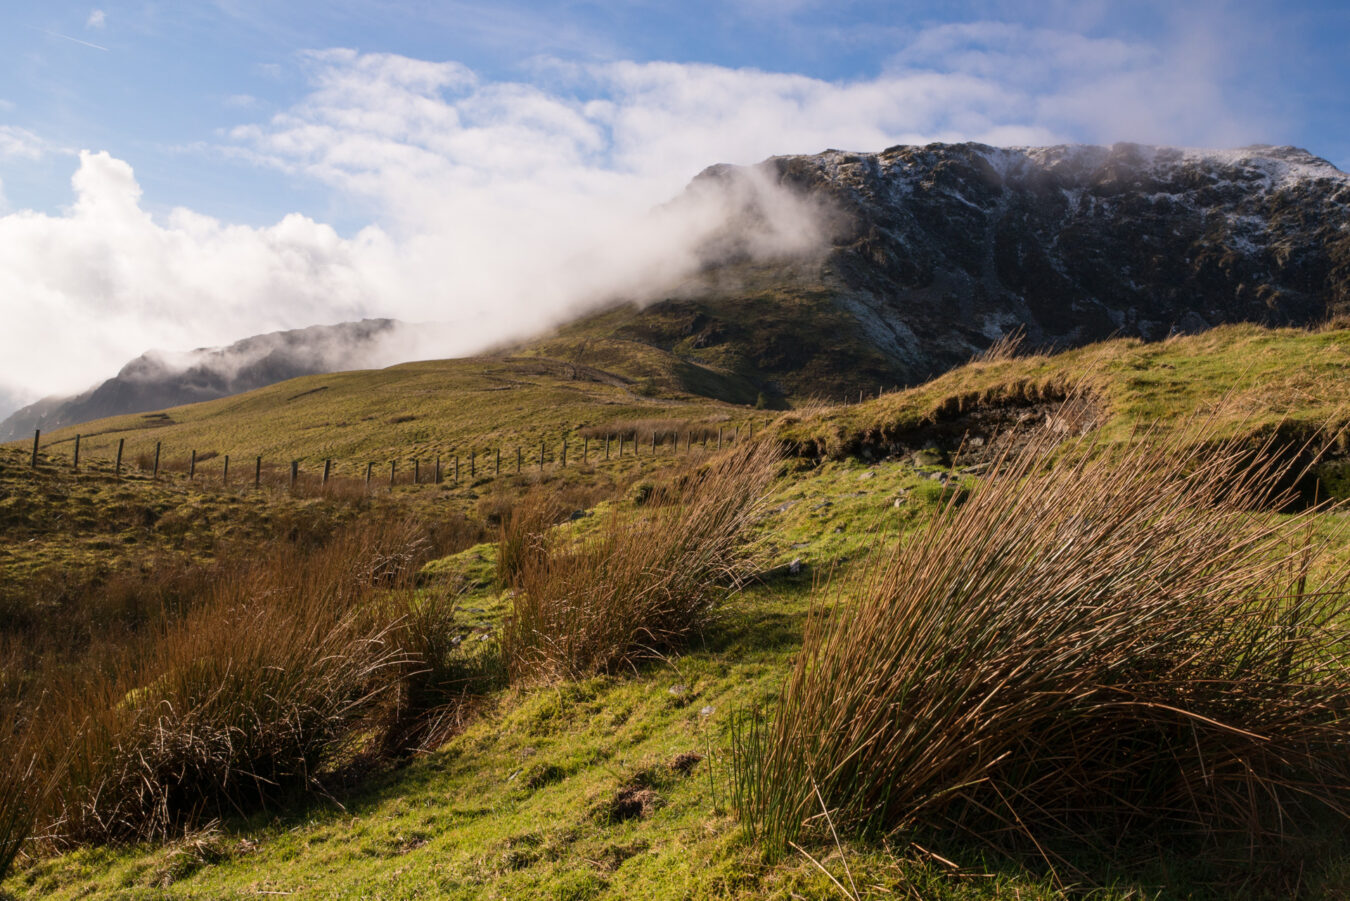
[501,439,783,684]
[734,405,1350,864]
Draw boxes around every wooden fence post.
[366,462,373,488]
[455,455,460,483]
[583,437,588,463]
[561,438,567,467]
[115,438,124,477]
[323,459,331,485]
[651,432,656,455]
[30,429,39,468]
[717,427,723,450]
[153,442,161,480]
[390,461,396,487]
[618,434,624,457]
[223,454,229,485]
[605,435,610,460]
[539,440,545,470]
[290,460,298,489]
[516,447,522,473]
[73,434,81,470]
[189,449,196,480]
[496,448,501,475]
[435,455,442,484]
[414,459,420,484]
[255,455,262,489]
[470,451,476,478]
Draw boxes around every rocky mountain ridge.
[616,141,1350,396]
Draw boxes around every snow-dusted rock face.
[692,141,1350,385]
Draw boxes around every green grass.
[779,323,1350,460]
[7,324,1350,899]
[11,344,769,476]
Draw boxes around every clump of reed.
[733,412,1350,863]
[20,515,457,846]
[0,706,55,883]
[501,439,782,684]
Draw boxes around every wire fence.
[20,422,766,496]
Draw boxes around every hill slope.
[552,142,1350,401]
[0,319,417,442]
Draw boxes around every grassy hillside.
[10,343,775,480]
[777,323,1350,491]
[5,323,1350,900]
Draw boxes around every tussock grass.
[734,410,1350,865]
[501,440,783,683]
[16,516,459,846]
[0,706,58,883]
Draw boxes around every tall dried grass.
[501,440,782,684]
[733,411,1350,862]
[0,706,55,882]
[21,515,453,845]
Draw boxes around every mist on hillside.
[0,151,834,422]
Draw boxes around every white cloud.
[0,21,1270,412]
[0,151,402,404]
[86,9,106,29]
[0,125,44,160]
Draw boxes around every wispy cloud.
[0,125,45,160]
[86,9,106,29]
[30,26,109,52]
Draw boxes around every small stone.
[668,684,688,697]
[699,705,715,717]
[787,558,802,575]
[858,470,876,480]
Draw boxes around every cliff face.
[0,319,401,441]
[659,142,1350,393]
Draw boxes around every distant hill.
[0,319,409,441]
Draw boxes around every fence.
[21,421,765,494]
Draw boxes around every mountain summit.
[561,141,1349,401]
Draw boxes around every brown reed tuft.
[733,406,1350,864]
[501,439,783,684]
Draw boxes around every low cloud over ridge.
[0,21,1273,415]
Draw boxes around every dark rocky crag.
[0,319,402,441]
[600,141,1350,399]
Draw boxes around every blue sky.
[0,0,1347,411]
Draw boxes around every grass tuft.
[501,440,783,683]
[24,516,456,845]
[734,409,1350,866]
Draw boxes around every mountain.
[550,141,1350,402]
[0,319,409,441]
